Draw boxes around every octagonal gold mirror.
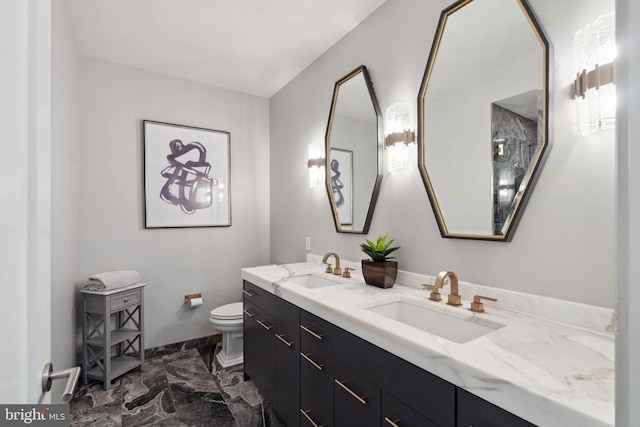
[418,0,549,241]
[326,66,383,234]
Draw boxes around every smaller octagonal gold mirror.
[325,66,383,234]
[418,0,550,241]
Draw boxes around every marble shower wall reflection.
[491,103,540,234]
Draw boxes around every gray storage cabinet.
[81,283,145,389]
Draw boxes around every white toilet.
[209,302,244,368]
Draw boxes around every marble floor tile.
[164,349,220,396]
[71,378,123,414]
[70,404,122,427]
[71,338,291,427]
[121,389,177,427]
[122,371,173,411]
[213,366,262,416]
[233,402,286,427]
[174,390,236,427]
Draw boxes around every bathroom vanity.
[241,258,614,427]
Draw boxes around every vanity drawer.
[110,289,141,311]
[242,280,271,309]
[300,309,338,354]
[301,391,333,427]
[334,361,380,427]
[382,390,438,427]
[85,288,142,314]
[243,280,299,328]
[300,340,334,417]
[336,327,455,426]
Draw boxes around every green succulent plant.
[360,235,400,263]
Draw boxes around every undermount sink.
[285,274,343,289]
[366,299,504,343]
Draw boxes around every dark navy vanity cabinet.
[300,310,337,425]
[243,280,536,427]
[243,281,300,427]
[457,388,536,427]
[335,327,454,426]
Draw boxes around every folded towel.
[83,270,141,291]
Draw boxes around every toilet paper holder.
[184,293,202,305]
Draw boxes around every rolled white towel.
[84,270,141,291]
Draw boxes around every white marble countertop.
[241,256,615,427]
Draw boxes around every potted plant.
[360,235,400,288]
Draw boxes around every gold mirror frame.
[325,65,383,234]
[417,0,550,241]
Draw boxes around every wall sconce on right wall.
[574,11,616,135]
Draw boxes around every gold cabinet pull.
[275,334,294,347]
[300,324,324,340]
[257,320,274,331]
[242,309,255,318]
[334,379,367,405]
[300,409,324,427]
[242,289,255,297]
[300,352,324,370]
[384,416,401,427]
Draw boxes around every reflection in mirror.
[326,66,382,234]
[418,0,549,241]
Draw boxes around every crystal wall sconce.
[384,103,415,172]
[574,11,616,135]
[307,141,325,188]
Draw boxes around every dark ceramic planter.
[361,260,398,288]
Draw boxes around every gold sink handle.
[470,295,498,313]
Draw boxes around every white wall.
[51,0,81,400]
[616,0,640,423]
[0,0,29,403]
[77,58,270,348]
[0,0,52,403]
[270,0,616,308]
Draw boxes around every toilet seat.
[210,302,243,320]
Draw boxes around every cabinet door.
[242,300,260,381]
[276,321,300,427]
[334,362,380,427]
[300,340,334,418]
[457,389,536,427]
[382,390,438,427]
[243,301,277,405]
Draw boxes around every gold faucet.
[428,271,462,306]
[322,252,342,276]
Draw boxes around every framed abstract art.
[143,120,231,228]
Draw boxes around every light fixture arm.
[384,130,416,148]
[573,61,614,99]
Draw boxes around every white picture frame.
[329,148,353,225]
[143,120,231,228]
